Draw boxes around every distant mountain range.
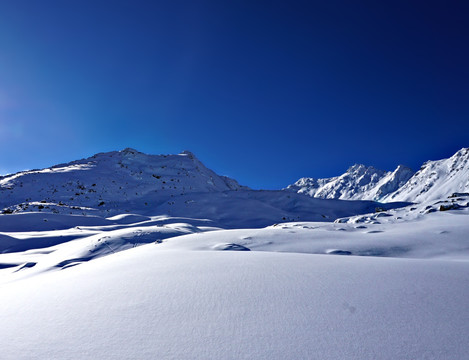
[286,147,469,203]
[285,164,414,201]
[0,148,406,228]
[0,147,467,227]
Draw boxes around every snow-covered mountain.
[2,147,469,360]
[0,148,250,219]
[286,164,414,201]
[0,148,404,228]
[286,147,469,203]
[382,147,469,203]
[0,148,246,211]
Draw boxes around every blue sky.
[0,1,468,189]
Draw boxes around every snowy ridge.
[383,147,469,202]
[0,148,406,228]
[286,164,414,201]
[0,148,246,214]
[287,147,469,203]
[373,164,415,199]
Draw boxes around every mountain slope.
[286,147,469,203]
[286,164,414,201]
[0,148,406,228]
[0,148,246,215]
[382,147,469,203]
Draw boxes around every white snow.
[286,164,414,201]
[383,147,469,203]
[1,147,469,359]
[0,148,408,227]
[1,248,468,360]
[286,147,469,204]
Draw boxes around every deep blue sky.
[0,1,468,189]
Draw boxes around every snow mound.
[326,249,352,255]
[212,243,251,251]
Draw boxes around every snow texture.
[1,147,469,359]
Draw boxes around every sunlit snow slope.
[1,248,469,360]
[286,164,414,200]
[383,147,469,202]
[1,148,469,360]
[286,147,469,203]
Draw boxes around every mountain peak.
[179,150,197,160]
[395,164,413,172]
[384,147,469,202]
[287,147,468,203]
[347,164,366,172]
[120,148,142,155]
[346,164,383,175]
[452,147,469,158]
[286,164,389,200]
[0,149,247,216]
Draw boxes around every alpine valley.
[1,148,469,360]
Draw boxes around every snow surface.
[1,248,469,360]
[1,148,469,359]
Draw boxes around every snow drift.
[1,147,469,360]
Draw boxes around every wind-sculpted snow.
[1,148,469,359]
[1,249,469,360]
[156,208,469,260]
[1,204,468,282]
[142,190,408,228]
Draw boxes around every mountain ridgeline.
[286,147,469,203]
[286,164,414,201]
[0,148,406,228]
[0,148,242,206]
[0,147,467,227]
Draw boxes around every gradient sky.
[0,0,468,189]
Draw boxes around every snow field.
[1,147,469,359]
[1,248,469,360]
